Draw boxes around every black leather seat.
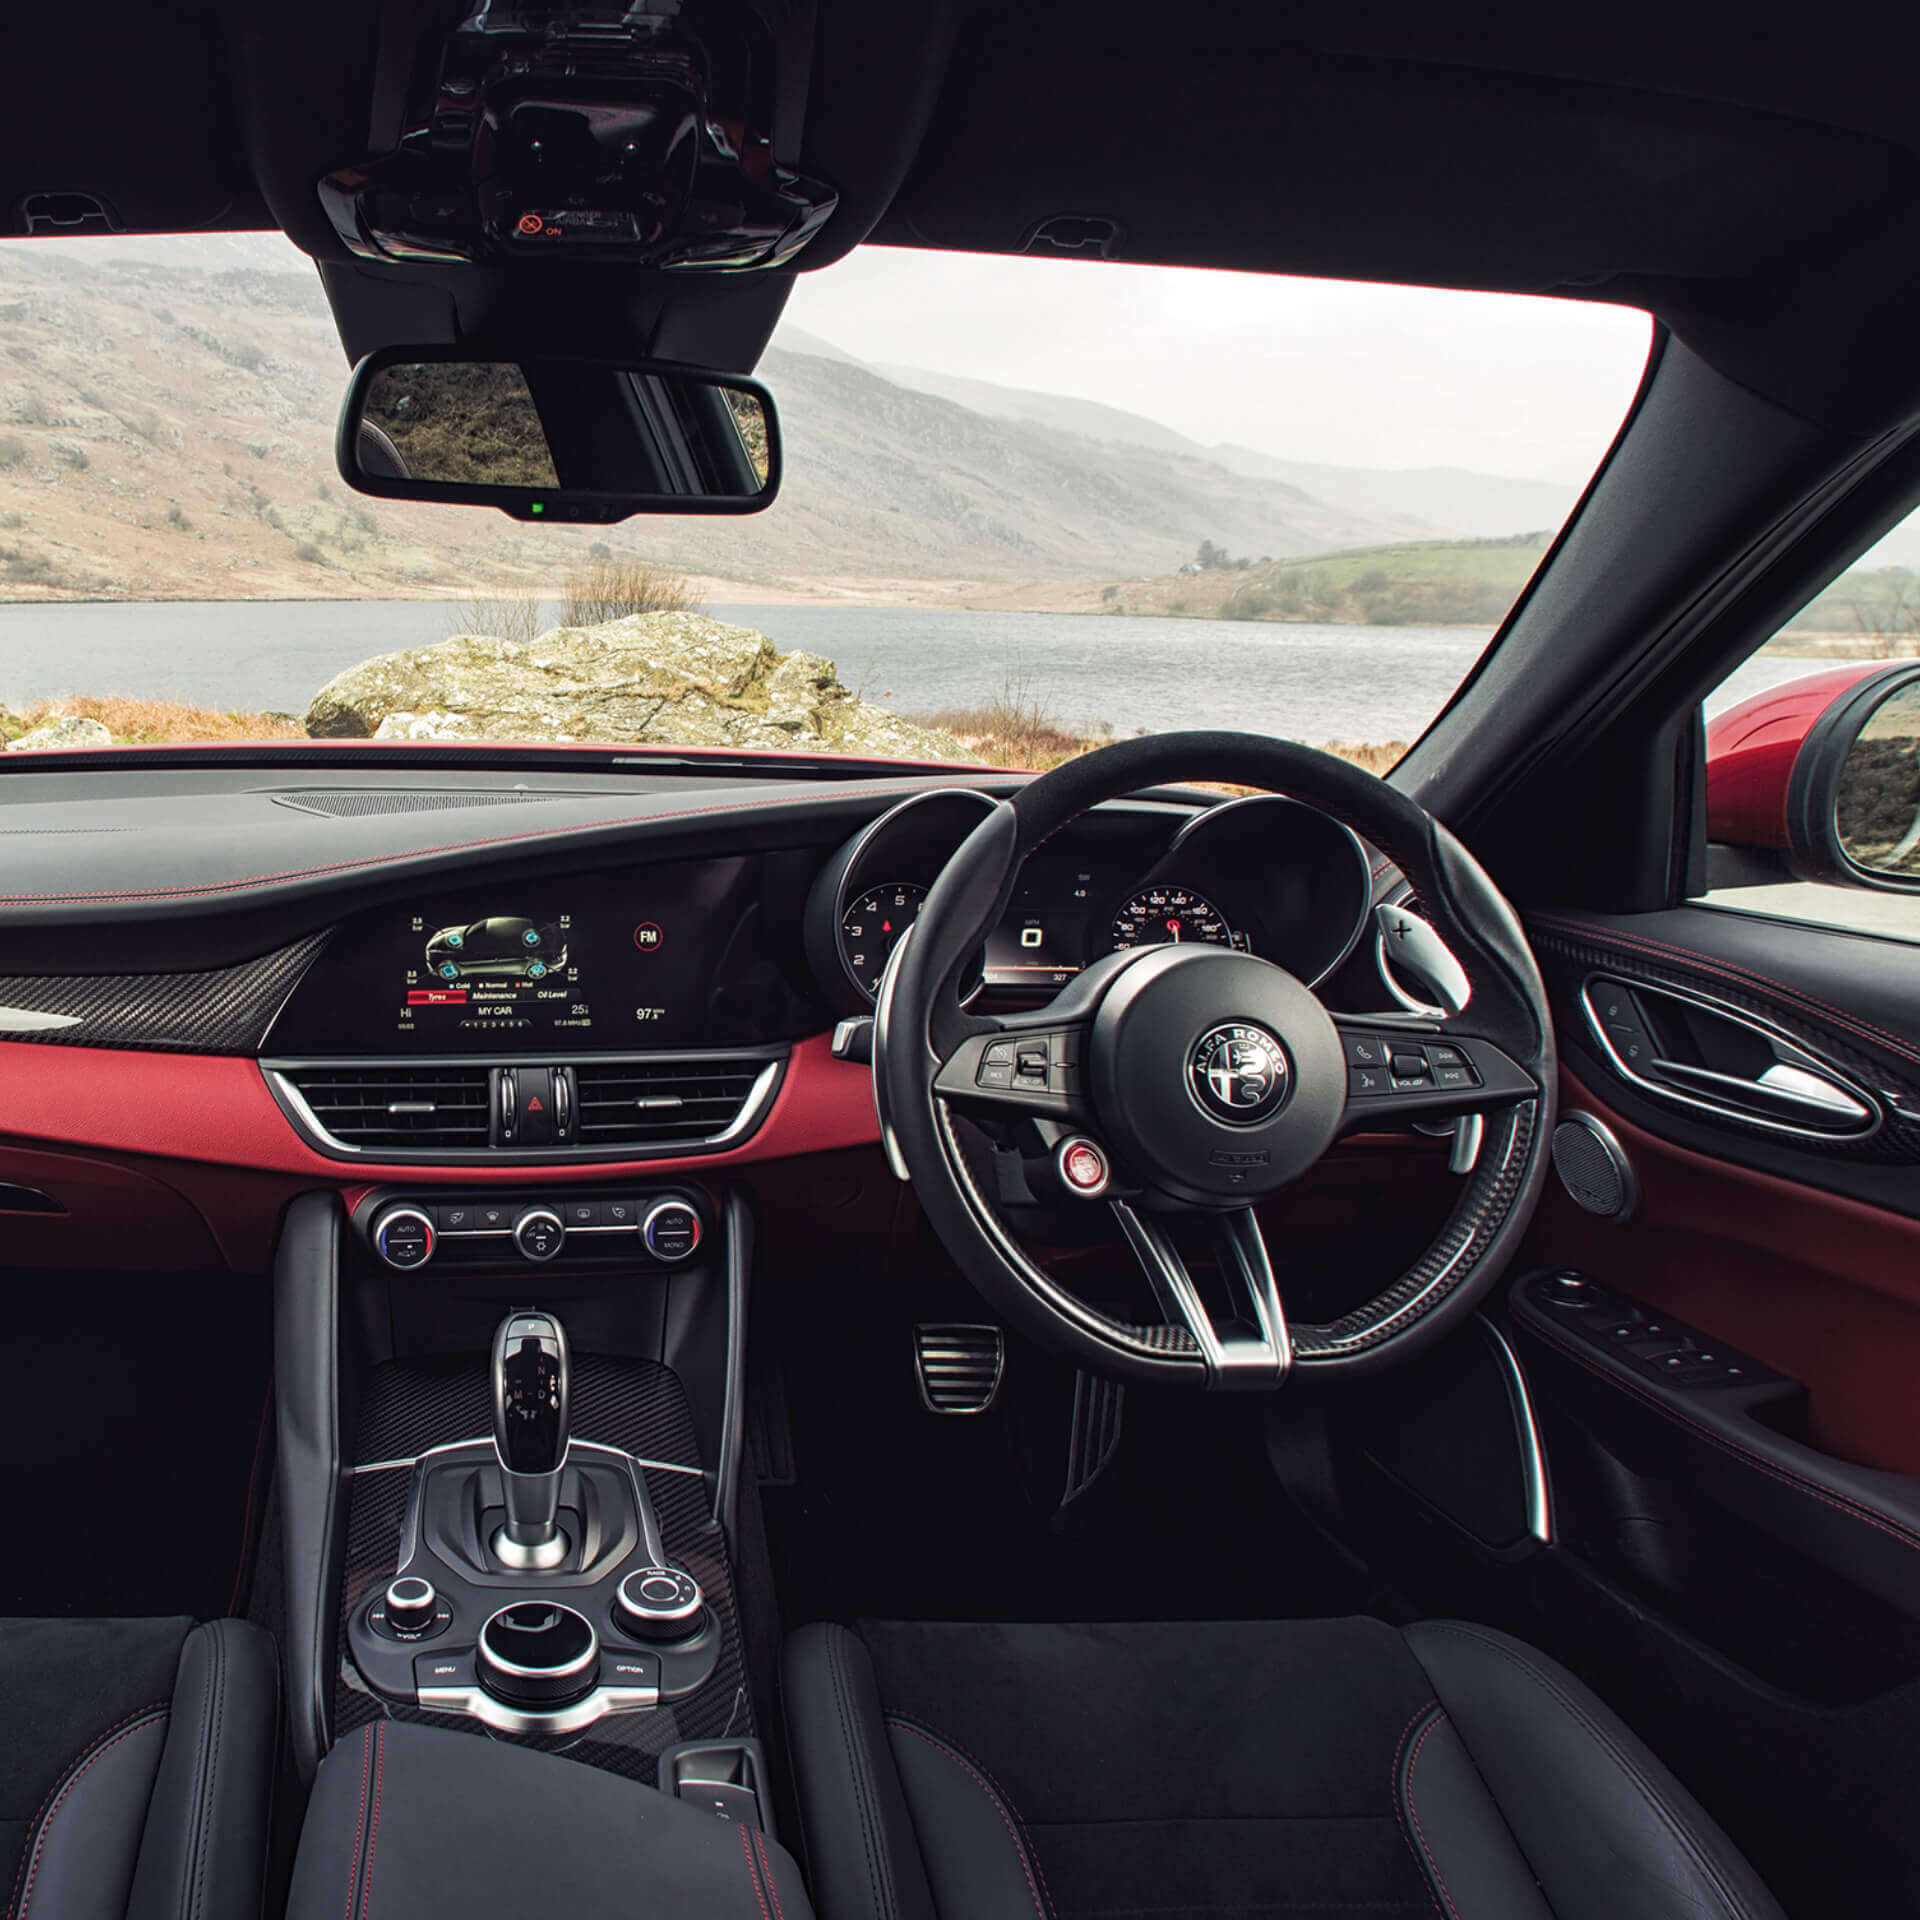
[0,1616,278,1920]
[784,1616,1785,1920]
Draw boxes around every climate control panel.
[357,1188,707,1272]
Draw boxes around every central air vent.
[283,1065,493,1150]
[572,1056,778,1150]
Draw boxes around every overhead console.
[320,0,836,270]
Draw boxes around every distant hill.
[1098,535,1552,625]
[868,361,1579,542]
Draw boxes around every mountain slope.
[0,244,1435,599]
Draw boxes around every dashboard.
[0,763,1401,1190]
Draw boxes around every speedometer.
[1110,887,1234,951]
[840,882,928,997]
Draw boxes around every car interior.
[5,4,1920,1918]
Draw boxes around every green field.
[1107,535,1550,626]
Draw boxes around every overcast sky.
[782,247,1654,484]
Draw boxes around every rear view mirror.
[1706,659,1920,891]
[337,347,778,522]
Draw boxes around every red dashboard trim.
[0,1032,879,1181]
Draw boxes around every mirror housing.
[336,346,779,522]
[1706,659,1920,891]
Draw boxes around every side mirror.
[1706,659,1920,890]
[336,347,779,522]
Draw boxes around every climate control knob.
[643,1201,702,1263]
[514,1208,565,1261]
[371,1205,436,1270]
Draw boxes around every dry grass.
[561,559,702,626]
[450,590,545,643]
[1,696,306,745]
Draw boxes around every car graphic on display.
[423,917,568,980]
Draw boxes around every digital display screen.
[981,854,1101,990]
[265,853,825,1054]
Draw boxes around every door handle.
[1655,1058,1873,1124]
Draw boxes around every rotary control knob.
[477,1602,599,1708]
[642,1201,701,1263]
[372,1205,435,1271]
[514,1207,565,1261]
[384,1576,438,1636]
[613,1566,705,1643]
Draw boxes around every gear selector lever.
[490,1309,571,1569]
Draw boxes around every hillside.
[1093,535,1552,625]
[0,245,1418,602]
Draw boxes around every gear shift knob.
[490,1310,571,1569]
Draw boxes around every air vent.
[572,1056,778,1150]
[282,1065,492,1150]
[913,1325,1005,1415]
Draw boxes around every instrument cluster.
[805,788,1376,1015]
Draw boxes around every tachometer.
[1110,887,1233,952]
[840,882,928,997]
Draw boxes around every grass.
[0,696,305,746]
[562,559,702,625]
[904,677,1405,775]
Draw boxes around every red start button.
[1058,1138,1110,1197]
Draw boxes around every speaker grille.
[1552,1113,1634,1219]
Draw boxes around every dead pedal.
[913,1324,1004,1414]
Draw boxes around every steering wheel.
[873,733,1557,1387]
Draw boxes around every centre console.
[274,1177,762,1801]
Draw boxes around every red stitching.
[1401,1714,1465,1920]
[739,1822,773,1920]
[15,1707,168,1919]
[888,1721,1051,1920]
[357,1722,386,1920]
[0,784,940,907]
[1530,914,1920,1072]
[1525,1314,1920,1555]
[752,1827,789,1920]
[342,1724,373,1920]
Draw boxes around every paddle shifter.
[489,1309,572,1570]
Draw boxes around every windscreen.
[0,234,1651,769]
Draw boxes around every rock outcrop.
[305,612,970,761]
[6,714,113,752]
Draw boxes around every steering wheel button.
[1390,1052,1430,1078]
[976,1061,1014,1088]
[1434,1065,1475,1090]
[983,1040,1015,1066]
[1059,1138,1111,1195]
[1349,1066,1389,1095]
[1346,1035,1388,1067]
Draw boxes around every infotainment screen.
[264,853,824,1053]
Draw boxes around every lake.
[0,598,1851,743]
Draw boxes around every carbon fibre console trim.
[0,932,328,1051]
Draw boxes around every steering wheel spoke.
[1110,1201,1291,1389]
[933,1018,1093,1123]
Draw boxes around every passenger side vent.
[572,1056,778,1150]
[281,1065,493,1150]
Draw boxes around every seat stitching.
[12,1707,170,1920]
[740,1821,775,1920]
[753,1827,790,1920]
[887,1717,1052,1920]
[1525,1314,1920,1555]
[1400,1713,1464,1920]
[825,1629,895,1920]
[184,1624,226,1920]
[1387,1702,1446,1920]
[341,1724,372,1920]
[1419,1623,1760,1920]
[356,1721,386,1920]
